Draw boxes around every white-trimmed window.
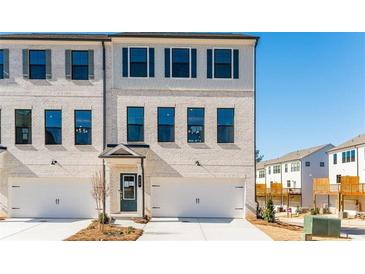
[164,48,197,78]
[273,165,281,174]
[122,47,155,78]
[291,162,300,172]
[258,170,265,178]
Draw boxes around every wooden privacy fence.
[256,184,267,196]
[313,176,364,195]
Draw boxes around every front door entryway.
[120,174,137,212]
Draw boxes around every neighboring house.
[0,32,258,219]
[0,34,109,218]
[326,134,365,213]
[255,144,334,209]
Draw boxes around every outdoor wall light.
[195,160,201,167]
[51,160,58,166]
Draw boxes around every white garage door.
[151,178,244,218]
[10,180,96,218]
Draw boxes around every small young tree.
[263,199,276,223]
[91,170,110,230]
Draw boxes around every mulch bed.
[65,221,143,241]
[132,216,151,224]
[249,218,302,231]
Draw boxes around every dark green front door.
[120,174,137,212]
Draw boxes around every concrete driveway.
[138,218,271,241]
[0,218,91,241]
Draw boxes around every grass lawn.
[65,220,143,241]
[249,218,350,241]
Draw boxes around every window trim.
[157,107,175,143]
[0,49,4,80]
[15,109,32,145]
[187,107,205,143]
[127,106,145,143]
[71,50,89,80]
[127,46,150,79]
[44,109,62,145]
[74,110,92,145]
[217,108,235,144]
[333,153,337,165]
[212,48,234,80]
[170,47,193,79]
[29,49,46,80]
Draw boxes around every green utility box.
[303,215,341,237]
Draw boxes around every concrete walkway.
[0,218,91,241]
[131,218,271,241]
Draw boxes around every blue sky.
[251,32,365,160]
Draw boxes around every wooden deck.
[256,182,302,207]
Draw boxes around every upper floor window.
[165,48,197,78]
[268,166,271,174]
[158,107,175,142]
[127,107,144,142]
[45,110,62,145]
[258,170,265,178]
[320,162,325,167]
[333,153,337,165]
[123,47,155,78]
[342,149,355,163]
[285,164,288,173]
[75,110,92,145]
[273,165,281,174]
[29,50,46,79]
[187,108,204,143]
[291,162,300,172]
[305,161,310,167]
[72,51,89,80]
[207,49,239,79]
[0,50,3,79]
[217,108,234,143]
[15,109,32,144]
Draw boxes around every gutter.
[254,37,260,216]
[102,41,107,218]
[141,158,145,218]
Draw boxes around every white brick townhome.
[0,33,258,219]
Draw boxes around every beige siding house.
[0,33,258,219]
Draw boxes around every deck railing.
[313,176,365,195]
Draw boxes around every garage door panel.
[11,181,96,218]
[151,178,244,218]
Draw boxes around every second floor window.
[187,108,204,143]
[291,162,300,172]
[158,107,175,142]
[127,107,144,142]
[305,161,310,167]
[342,150,356,163]
[15,109,32,144]
[29,50,46,79]
[217,108,234,143]
[258,170,265,178]
[72,51,89,80]
[75,110,92,145]
[333,153,337,165]
[285,164,288,173]
[45,110,62,145]
[268,166,271,174]
[273,165,281,174]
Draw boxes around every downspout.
[254,37,260,217]
[102,41,107,218]
[141,157,145,218]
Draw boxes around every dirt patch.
[132,216,151,224]
[248,218,350,241]
[65,221,143,241]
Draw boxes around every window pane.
[30,65,46,79]
[218,126,234,143]
[172,48,190,78]
[29,50,46,65]
[130,63,147,77]
[214,49,232,78]
[188,125,204,143]
[130,48,147,63]
[72,65,88,80]
[127,107,144,142]
[188,108,204,125]
[16,110,31,127]
[127,107,144,125]
[158,108,174,125]
[75,110,91,145]
[130,48,147,77]
[158,126,174,142]
[45,110,61,145]
[0,64,3,79]
[72,51,88,65]
[218,108,234,126]
[0,50,3,64]
[127,125,144,142]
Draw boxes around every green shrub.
[310,208,320,215]
[98,212,110,224]
[295,206,301,215]
[127,226,134,234]
[262,199,276,223]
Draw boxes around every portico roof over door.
[99,143,149,159]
